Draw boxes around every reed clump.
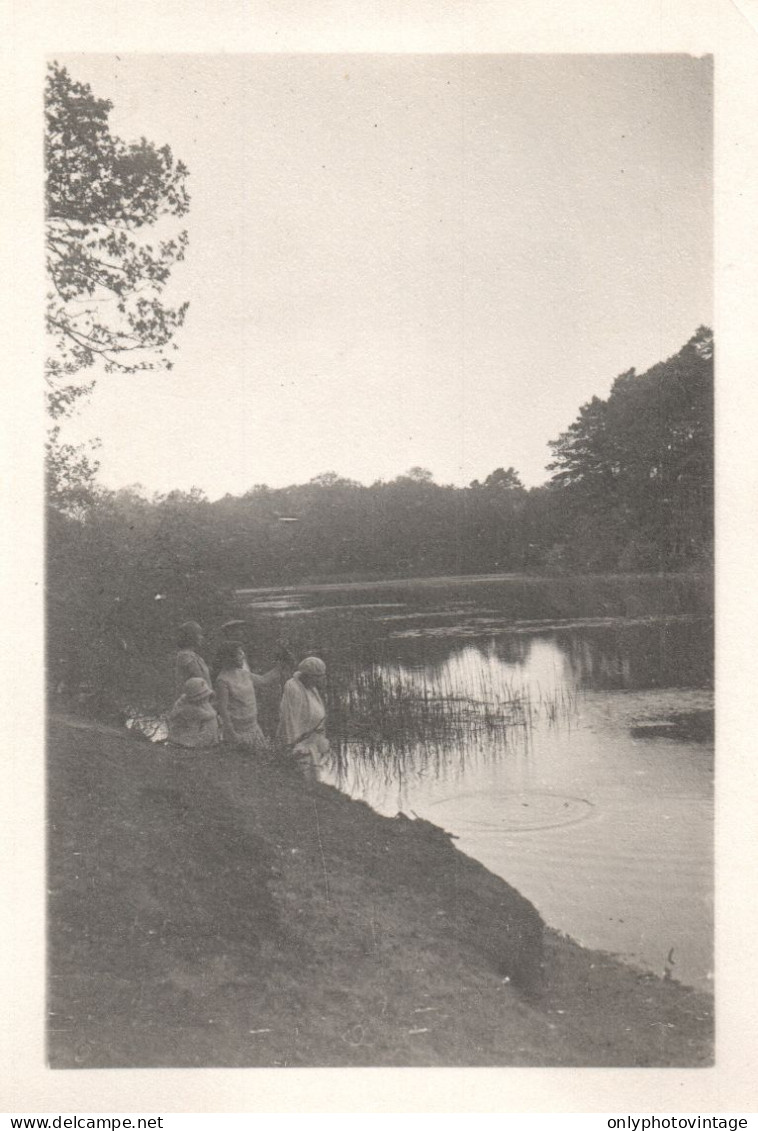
[327,660,577,787]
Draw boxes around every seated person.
[167,677,219,749]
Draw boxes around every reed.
[326,658,577,790]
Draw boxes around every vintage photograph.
[45,53,714,1069]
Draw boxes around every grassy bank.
[47,718,713,1067]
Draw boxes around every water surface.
[244,575,714,991]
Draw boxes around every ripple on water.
[427,790,595,833]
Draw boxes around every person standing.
[174,621,211,698]
[214,640,282,751]
[277,656,330,780]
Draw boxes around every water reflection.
[327,637,578,805]
[330,639,577,776]
[327,621,714,808]
[379,616,712,690]
[561,618,713,690]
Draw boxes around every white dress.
[277,675,330,776]
[215,667,269,751]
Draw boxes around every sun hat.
[183,677,212,702]
[297,656,326,676]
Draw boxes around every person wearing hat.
[174,621,212,698]
[167,677,220,749]
[277,656,330,779]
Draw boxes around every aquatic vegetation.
[326,655,578,792]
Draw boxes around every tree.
[45,426,102,515]
[391,466,435,486]
[464,467,527,571]
[406,466,434,483]
[481,466,524,491]
[547,394,621,495]
[308,471,363,488]
[47,482,228,710]
[45,62,190,503]
[547,328,714,569]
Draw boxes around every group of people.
[167,619,330,777]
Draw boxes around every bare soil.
[47,716,713,1068]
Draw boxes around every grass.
[47,716,714,1068]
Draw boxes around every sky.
[58,52,712,498]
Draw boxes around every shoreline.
[47,715,713,1067]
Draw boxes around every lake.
[239,573,714,993]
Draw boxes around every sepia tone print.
[45,53,713,1068]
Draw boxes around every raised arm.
[251,664,284,689]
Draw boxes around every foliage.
[182,469,540,585]
[45,62,190,505]
[395,466,435,485]
[547,327,713,570]
[47,486,229,713]
[45,426,102,514]
[470,466,524,491]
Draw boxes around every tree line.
[58,323,710,597]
